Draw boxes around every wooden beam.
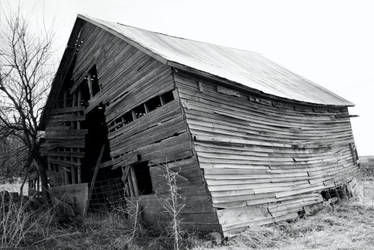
[86,144,105,212]
[63,92,67,107]
[87,74,94,98]
[130,167,139,196]
[77,166,81,184]
[100,160,113,169]
[63,168,68,185]
[121,166,131,184]
[71,165,76,184]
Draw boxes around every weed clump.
[0,192,54,248]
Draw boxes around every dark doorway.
[133,161,153,195]
[81,107,111,183]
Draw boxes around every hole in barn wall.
[88,66,100,96]
[80,80,90,106]
[320,184,352,202]
[321,190,331,201]
[133,161,153,195]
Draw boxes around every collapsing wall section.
[175,71,360,236]
[59,21,221,232]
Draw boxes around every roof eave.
[167,61,354,108]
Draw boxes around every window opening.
[145,96,162,112]
[161,91,174,104]
[123,112,133,125]
[134,104,146,119]
[108,90,175,132]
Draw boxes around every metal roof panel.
[78,15,353,106]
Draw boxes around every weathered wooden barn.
[39,14,359,236]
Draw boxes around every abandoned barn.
[37,14,359,236]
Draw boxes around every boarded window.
[217,86,241,97]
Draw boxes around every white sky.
[3,0,374,156]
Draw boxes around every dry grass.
[39,209,191,250]
[3,176,373,249]
[192,175,374,250]
[52,197,372,250]
[2,196,373,250]
[0,193,54,249]
[191,202,374,250]
[3,188,372,250]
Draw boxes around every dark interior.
[133,161,153,195]
[81,107,111,183]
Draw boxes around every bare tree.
[0,135,25,179]
[0,7,54,202]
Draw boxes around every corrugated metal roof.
[78,15,353,106]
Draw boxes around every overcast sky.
[3,0,373,156]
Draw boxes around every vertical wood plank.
[87,144,105,208]
[87,74,93,98]
[130,167,139,196]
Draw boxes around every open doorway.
[121,161,154,198]
[82,106,124,211]
[81,107,110,182]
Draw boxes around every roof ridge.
[114,21,260,55]
[77,13,260,56]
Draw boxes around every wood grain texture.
[56,23,219,232]
[42,17,359,236]
[175,71,359,236]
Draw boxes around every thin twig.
[32,231,81,245]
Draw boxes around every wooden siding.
[43,22,220,232]
[43,18,358,236]
[175,71,359,236]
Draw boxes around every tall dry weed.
[157,162,185,250]
[0,192,54,248]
